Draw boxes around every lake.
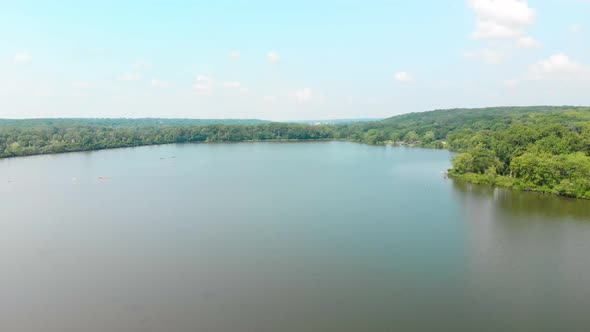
[1,142,589,332]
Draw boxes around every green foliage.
[2,105,590,199]
[470,146,502,174]
[363,129,387,145]
[423,131,435,144]
[485,166,498,185]
[450,172,516,188]
[451,153,474,174]
[404,131,420,143]
[450,147,501,175]
[0,121,333,158]
[509,152,590,198]
[442,106,590,199]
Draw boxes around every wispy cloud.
[194,75,213,95]
[525,54,590,80]
[229,50,241,59]
[506,54,590,87]
[569,24,584,33]
[13,52,32,65]
[394,72,414,83]
[268,51,280,63]
[466,0,540,65]
[291,88,313,102]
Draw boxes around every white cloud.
[222,81,241,89]
[516,36,541,48]
[263,95,277,102]
[268,51,280,63]
[507,54,590,87]
[466,1,540,64]
[468,0,536,40]
[465,48,508,64]
[473,20,522,39]
[118,73,142,81]
[526,54,589,80]
[193,75,245,95]
[229,50,241,59]
[394,72,414,83]
[117,61,151,81]
[13,52,32,65]
[151,78,169,88]
[291,88,313,102]
[194,75,213,95]
[569,24,583,33]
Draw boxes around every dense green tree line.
[333,105,590,198]
[0,122,333,158]
[442,108,590,199]
[2,106,590,198]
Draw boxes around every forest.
[1,106,589,198]
[340,105,590,199]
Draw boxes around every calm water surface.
[1,142,589,332]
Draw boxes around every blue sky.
[1,0,589,120]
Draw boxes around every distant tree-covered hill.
[0,118,269,129]
[333,106,590,199]
[334,106,583,145]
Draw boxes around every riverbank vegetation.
[441,107,590,199]
[1,106,589,198]
[0,120,332,157]
[335,106,590,199]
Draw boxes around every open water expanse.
[1,142,589,332]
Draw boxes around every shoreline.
[448,172,590,201]
[0,139,444,161]
[0,138,339,161]
[1,139,588,201]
